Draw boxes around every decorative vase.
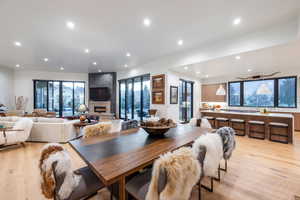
[80,115,87,122]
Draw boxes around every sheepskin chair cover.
[192,133,223,178]
[216,127,236,160]
[146,147,201,200]
[188,118,197,126]
[83,123,112,138]
[4,118,33,145]
[39,143,81,199]
[200,118,212,129]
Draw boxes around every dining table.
[69,124,211,200]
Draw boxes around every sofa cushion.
[0,117,10,121]
[37,117,65,123]
[10,116,21,122]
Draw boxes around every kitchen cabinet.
[201,83,227,102]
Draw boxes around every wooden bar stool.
[215,118,229,128]
[230,119,246,136]
[269,122,289,144]
[203,116,215,128]
[248,120,265,140]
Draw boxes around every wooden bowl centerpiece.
[140,118,176,136]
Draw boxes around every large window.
[179,79,194,122]
[228,76,297,108]
[244,80,274,107]
[229,82,241,106]
[34,80,85,117]
[119,74,150,121]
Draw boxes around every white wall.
[13,70,88,113]
[117,66,201,122]
[0,67,14,109]
[298,14,300,38]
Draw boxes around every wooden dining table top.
[69,125,211,185]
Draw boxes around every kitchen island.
[200,110,294,144]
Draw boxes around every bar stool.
[269,122,289,144]
[230,119,246,136]
[215,117,229,128]
[248,120,265,140]
[203,116,215,128]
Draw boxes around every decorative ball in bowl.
[140,118,176,136]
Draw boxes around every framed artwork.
[170,86,178,104]
[152,91,165,104]
[152,74,165,104]
[152,74,165,90]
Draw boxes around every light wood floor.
[1,133,300,200]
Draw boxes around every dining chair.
[192,131,224,192]
[214,127,236,180]
[125,147,201,200]
[40,143,109,200]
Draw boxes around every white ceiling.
[0,0,300,72]
[172,40,300,83]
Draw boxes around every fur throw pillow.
[83,123,112,138]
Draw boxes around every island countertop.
[200,110,294,118]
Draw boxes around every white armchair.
[0,118,33,146]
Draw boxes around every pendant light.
[216,85,226,96]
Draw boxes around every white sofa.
[0,117,79,143]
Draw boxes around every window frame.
[228,76,297,108]
[33,80,86,117]
[118,74,150,121]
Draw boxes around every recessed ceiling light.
[126,52,131,57]
[16,64,20,68]
[60,66,64,71]
[93,62,97,66]
[124,64,128,68]
[14,41,22,47]
[44,58,49,62]
[248,69,252,72]
[177,40,183,46]
[143,18,151,27]
[184,66,188,70]
[196,71,201,74]
[98,69,102,72]
[233,18,241,26]
[235,56,241,60]
[205,75,209,78]
[66,21,75,30]
[84,49,90,53]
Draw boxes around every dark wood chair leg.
[198,181,201,200]
[214,165,221,182]
[201,177,213,192]
[220,160,227,172]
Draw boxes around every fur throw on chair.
[200,118,212,129]
[216,127,236,160]
[39,143,82,199]
[146,147,201,200]
[83,123,112,138]
[192,133,223,178]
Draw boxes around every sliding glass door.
[34,80,85,117]
[48,81,60,115]
[119,74,150,121]
[179,79,194,122]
